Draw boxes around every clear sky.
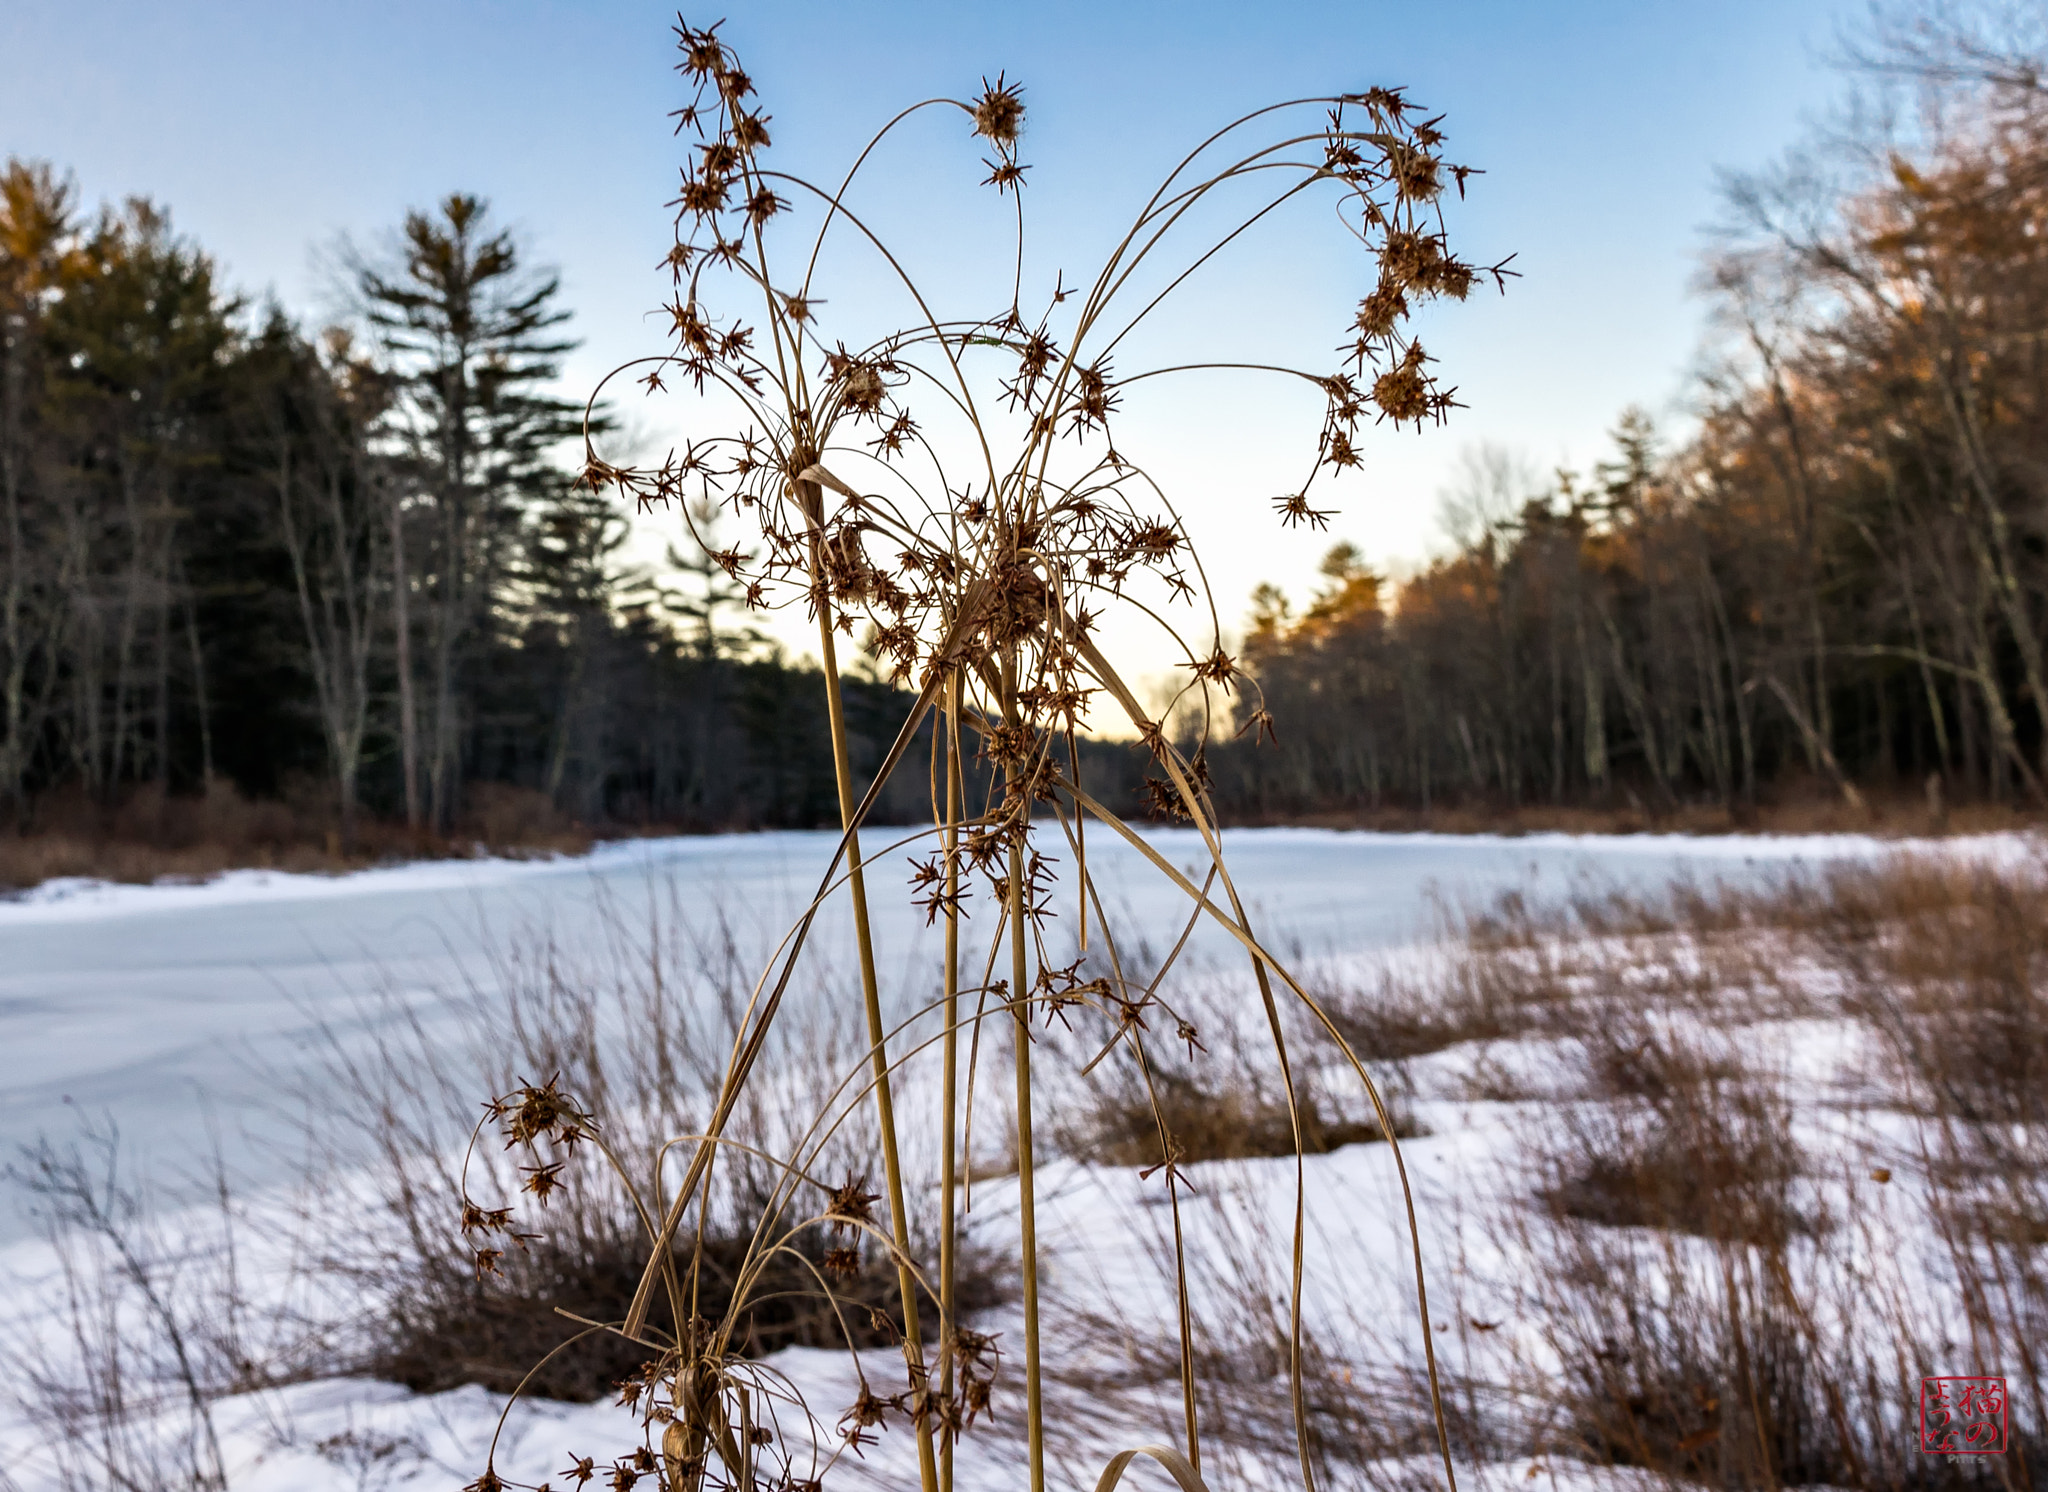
[4,0,1855,692]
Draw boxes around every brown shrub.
[1542,990,1807,1247]
[290,884,1018,1404]
[371,1184,1007,1401]
[1532,1231,1863,1490]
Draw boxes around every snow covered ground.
[1,827,2037,1490]
[0,824,1981,1222]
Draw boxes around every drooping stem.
[1003,648,1046,1492]
[809,498,939,1492]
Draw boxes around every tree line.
[0,165,955,846]
[1213,12,2048,821]
[15,4,2047,847]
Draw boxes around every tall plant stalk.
[1002,647,1046,1492]
[806,477,939,1492]
[456,19,1504,1492]
[939,668,963,1492]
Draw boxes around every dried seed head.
[507,1077,592,1148]
[1371,363,1429,424]
[1381,229,1444,289]
[461,1199,514,1236]
[840,1384,893,1438]
[841,361,885,414]
[982,158,1030,193]
[520,1161,566,1204]
[1387,142,1442,202]
[677,170,731,219]
[864,1304,902,1344]
[972,74,1025,145]
[1273,493,1335,531]
[822,1245,862,1277]
[1355,281,1408,339]
[827,1173,881,1234]
[1433,257,1476,300]
[677,25,726,82]
[1190,647,1239,690]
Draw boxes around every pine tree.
[42,197,239,801]
[0,160,78,815]
[355,195,582,830]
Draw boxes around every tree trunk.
[390,491,420,831]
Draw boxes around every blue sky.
[5,0,1855,678]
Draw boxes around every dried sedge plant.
[458,19,1507,1492]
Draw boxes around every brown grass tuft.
[1066,1059,1420,1169]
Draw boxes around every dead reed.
[431,17,1510,1492]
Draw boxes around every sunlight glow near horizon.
[4,0,1852,710]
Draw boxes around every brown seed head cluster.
[972,74,1025,145]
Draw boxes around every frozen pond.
[0,824,1991,1241]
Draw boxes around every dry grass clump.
[1424,851,2048,1489]
[1318,952,1566,1065]
[1539,1089,1808,1248]
[370,1168,1007,1402]
[289,883,1017,1407]
[1807,855,2048,1472]
[1067,1056,1420,1169]
[1043,1173,1502,1492]
[1531,1228,1865,1489]
[1056,1019,1425,1170]
[1819,856,2048,1128]
[1315,885,1752,1071]
[1536,1009,1810,1247]
[3,1127,338,1492]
